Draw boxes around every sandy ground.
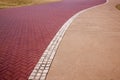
[46,0,120,80]
[0,0,60,8]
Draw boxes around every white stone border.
[29,0,108,80]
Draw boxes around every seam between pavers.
[28,1,108,80]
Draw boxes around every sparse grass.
[116,4,120,10]
[0,0,61,9]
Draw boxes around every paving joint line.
[28,1,108,79]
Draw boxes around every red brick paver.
[0,0,106,79]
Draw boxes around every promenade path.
[0,0,106,80]
[46,0,120,80]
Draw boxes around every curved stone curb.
[28,1,108,80]
[28,11,78,80]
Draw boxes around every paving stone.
[0,0,106,80]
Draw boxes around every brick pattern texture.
[0,0,106,79]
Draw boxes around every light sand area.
[46,0,120,80]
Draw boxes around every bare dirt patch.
[0,0,61,9]
[116,4,120,10]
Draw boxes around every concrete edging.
[28,0,108,80]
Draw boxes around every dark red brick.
[0,0,106,80]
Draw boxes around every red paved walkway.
[0,0,106,80]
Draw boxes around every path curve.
[0,0,106,79]
[46,0,120,80]
[29,1,108,79]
